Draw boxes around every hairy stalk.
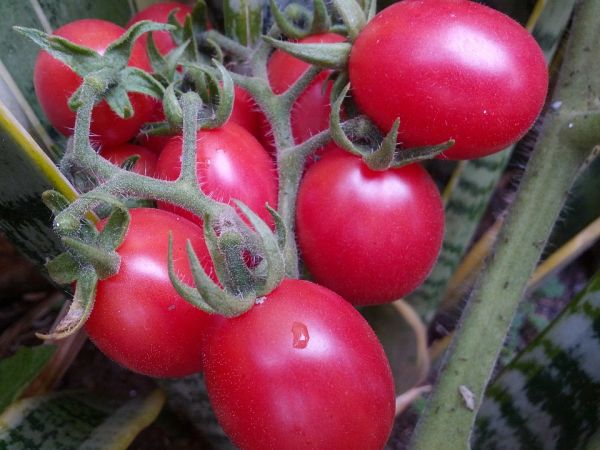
[57,84,243,236]
[409,1,600,448]
[221,37,324,277]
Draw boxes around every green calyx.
[262,36,351,70]
[40,191,131,341]
[269,0,332,39]
[330,84,454,170]
[15,20,173,119]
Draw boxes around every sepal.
[262,36,350,70]
[186,240,255,317]
[46,253,80,285]
[104,84,134,119]
[331,0,366,40]
[269,0,308,40]
[104,20,175,67]
[36,268,97,340]
[198,61,234,129]
[120,67,165,100]
[330,84,454,169]
[234,201,285,296]
[13,26,102,76]
[163,83,184,128]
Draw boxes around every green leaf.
[0,389,165,450]
[473,270,600,450]
[0,346,56,414]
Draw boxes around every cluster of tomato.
[32,1,547,448]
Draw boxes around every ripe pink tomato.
[127,1,193,56]
[203,278,395,450]
[267,33,346,146]
[155,123,277,227]
[349,0,548,159]
[85,208,215,378]
[229,85,264,141]
[33,19,155,147]
[99,143,158,176]
[296,149,444,305]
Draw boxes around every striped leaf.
[0,389,165,450]
[0,102,76,268]
[473,270,600,450]
[409,0,579,321]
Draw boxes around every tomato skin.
[33,19,154,147]
[155,123,278,227]
[99,143,158,177]
[267,33,346,145]
[296,149,444,305]
[349,0,548,160]
[203,278,395,450]
[127,2,192,56]
[85,208,214,378]
[229,85,264,141]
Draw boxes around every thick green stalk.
[409,1,600,448]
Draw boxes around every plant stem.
[409,1,600,448]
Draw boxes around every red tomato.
[85,208,215,378]
[33,19,154,147]
[99,143,158,177]
[267,33,346,146]
[229,85,264,141]
[155,123,277,227]
[127,1,192,56]
[135,132,173,154]
[349,0,548,160]
[203,278,395,450]
[296,149,444,305]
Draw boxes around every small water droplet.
[568,122,574,128]
[483,109,487,115]
[167,304,176,311]
[551,101,563,110]
[255,296,266,305]
[291,322,309,349]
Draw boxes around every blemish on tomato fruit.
[291,322,309,349]
[255,296,266,305]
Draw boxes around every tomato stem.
[409,1,600,448]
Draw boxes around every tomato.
[33,19,155,147]
[296,149,444,305]
[155,123,278,227]
[229,85,264,141]
[99,143,158,177]
[127,1,192,57]
[203,278,395,450]
[267,33,346,146]
[85,208,215,378]
[348,0,548,160]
